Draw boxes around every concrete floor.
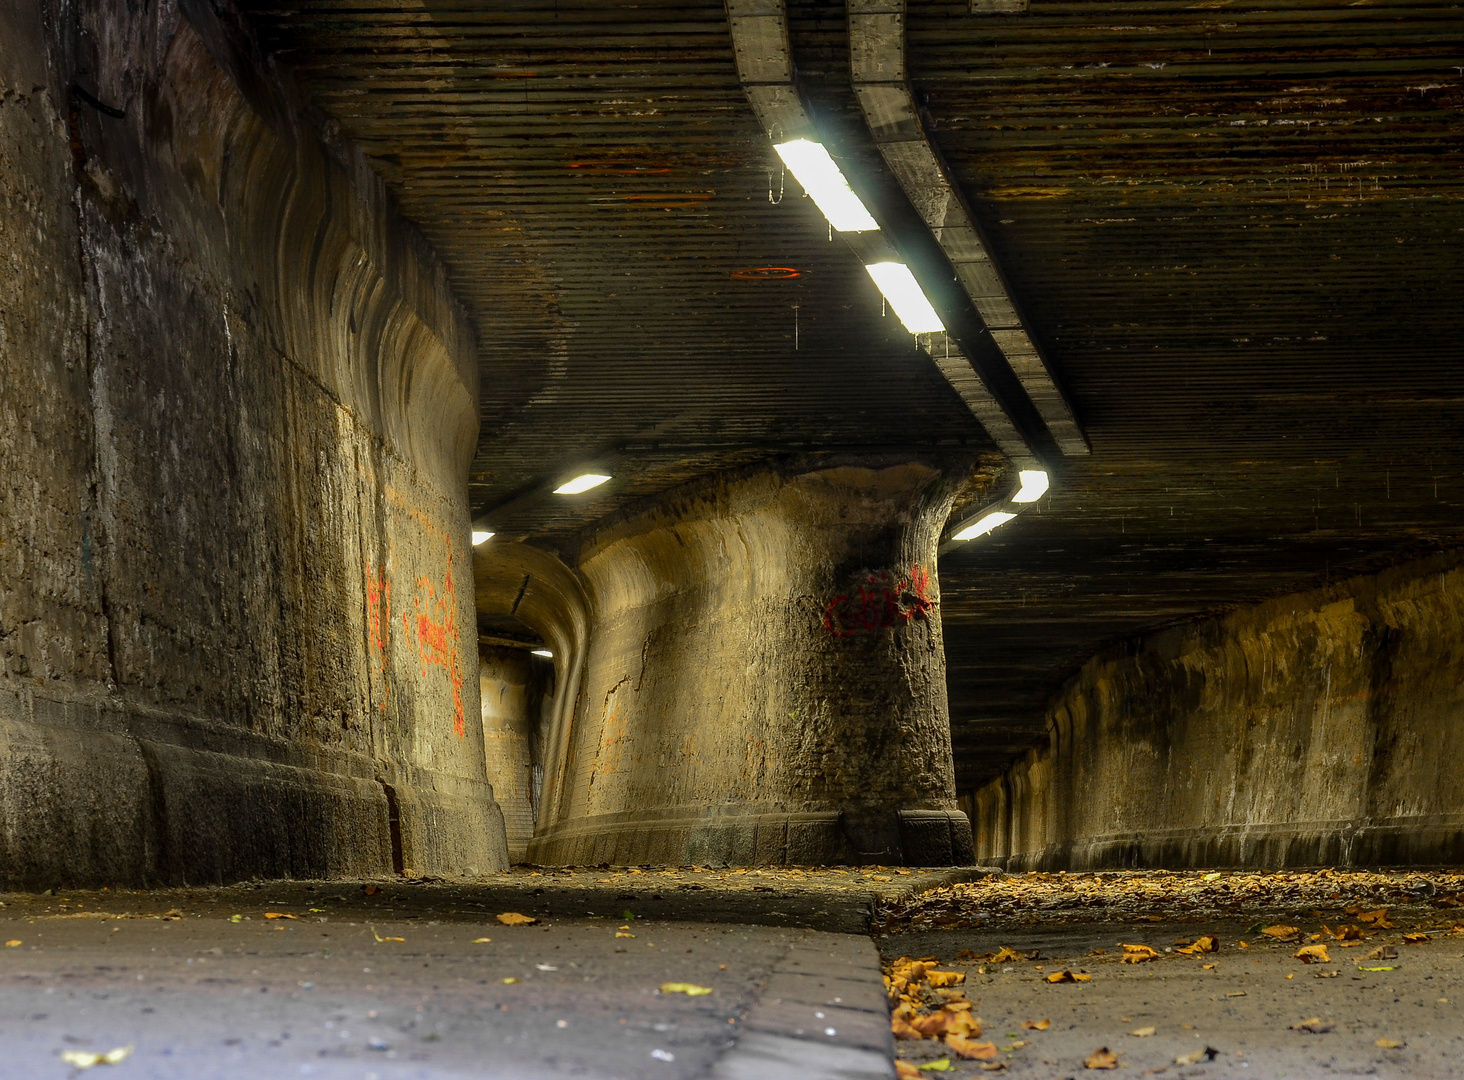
[5,872,1464,1079]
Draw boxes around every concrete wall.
[974,549,1464,870]
[522,459,975,867]
[478,647,554,861]
[0,0,507,886]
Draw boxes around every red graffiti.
[400,540,467,737]
[823,564,935,639]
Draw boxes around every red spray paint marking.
[401,540,467,737]
[823,564,935,639]
[365,558,392,710]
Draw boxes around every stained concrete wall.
[519,459,975,867]
[974,549,1464,870]
[0,0,507,886]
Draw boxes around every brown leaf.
[1176,936,1218,955]
[1261,925,1300,941]
[1366,945,1399,961]
[1084,1047,1120,1069]
[1295,944,1331,964]
[362,885,381,896]
[1323,924,1364,941]
[263,912,297,920]
[892,1017,924,1041]
[1120,944,1159,963]
[1175,1048,1220,1065]
[1291,1017,1334,1034]
[496,912,539,926]
[990,947,1024,963]
[1403,932,1430,944]
[1022,1018,1051,1031]
[947,1035,1000,1060]
[1046,970,1092,983]
[895,1061,923,1079]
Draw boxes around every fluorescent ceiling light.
[531,649,554,658]
[1011,470,1049,503]
[471,530,495,546]
[864,262,944,334]
[952,510,1016,542]
[773,139,879,233]
[553,473,611,495]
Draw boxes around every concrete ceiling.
[238,0,1464,788]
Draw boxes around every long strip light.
[773,139,879,233]
[471,530,495,546]
[1011,470,1049,503]
[864,262,944,334]
[952,510,1016,541]
[553,473,611,495]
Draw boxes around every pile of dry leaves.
[874,869,1464,932]
[885,955,1049,1076]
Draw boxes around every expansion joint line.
[846,0,1089,457]
[724,0,1037,469]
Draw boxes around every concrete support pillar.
[521,457,975,866]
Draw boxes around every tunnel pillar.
[525,458,976,867]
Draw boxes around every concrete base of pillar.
[527,806,973,868]
[0,689,507,889]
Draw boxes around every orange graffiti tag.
[365,557,391,710]
[401,541,467,737]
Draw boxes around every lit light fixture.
[1011,470,1049,503]
[553,473,611,495]
[531,649,553,658]
[863,262,944,334]
[952,510,1016,541]
[773,139,879,233]
[471,530,495,546]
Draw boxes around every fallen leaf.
[946,1035,1000,1060]
[1314,969,1340,978]
[472,937,492,943]
[980,1064,1008,1072]
[991,946,1024,963]
[4,940,19,948]
[925,969,966,988]
[1175,1047,1220,1065]
[501,977,520,984]
[1176,936,1218,955]
[1202,963,1216,970]
[892,1017,924,1040]
[896,1062,923,1080]
[1084,1047,1120,1069]
[1022,1018,1051,1031]
[59,1046,133,1069]
[1358,965,1398,972]
[362,885,380,896]
[1224,991,1247,998]
[1261,925,1300,941]
[1322,924,1364,941]
[660,982,713,996]
[1375,1037,1405,1049]
[920,1059,954,1072]
[1357,909,1393,928]
[536,964,558,971]
[370,926,404,943]
[264,912,296,920]
[1130,1026,1156,1037]
[616,931,635,938]
[1120,943,1159,963]
[1237,940,1249,949]
[1403,932,1430,943]
[1291,1018,1334,1034]
[1366,945,1399,961]
[1046,970,1092,983]
[497,912,538,926]
[1295,944,1331,964]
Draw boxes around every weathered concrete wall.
[478,646,554,861]
[521,459,975,867]
[975,550,1464,870]
[0,0,507,886]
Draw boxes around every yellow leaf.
[1295,944,1331,964]
[264,912,297,920]
[1176,1048,1218,1065]
[1403,932,1430,943]
[896,1062,923,1080]
[1376,1037,1405,1049]
[472,937,492,943]
[1176,935,1218,955]
[501,977,520,984]
[4,940,20,948]
[1084,1047,1120,1069]
[892,1016,924,1040]
[497,912,539,926]
[1261,925,1300,941]
[1291,1017,1334,1033]
[1022,1018,1051,1030]
[990,946,1024,963]
[660,982,713,996]
[1130,1026,1156,1037]
[60,1046,133,1069]
[1046,970,1091,983]
[946,1034,999,1060]
[1119,944,1158,963]
[919,1059,954,1072]
[1357,909,1391,926]
[616,931,635,938]
[925,969,966,988]
[370,926,404,943]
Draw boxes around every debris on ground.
[59,1046,133,1069]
